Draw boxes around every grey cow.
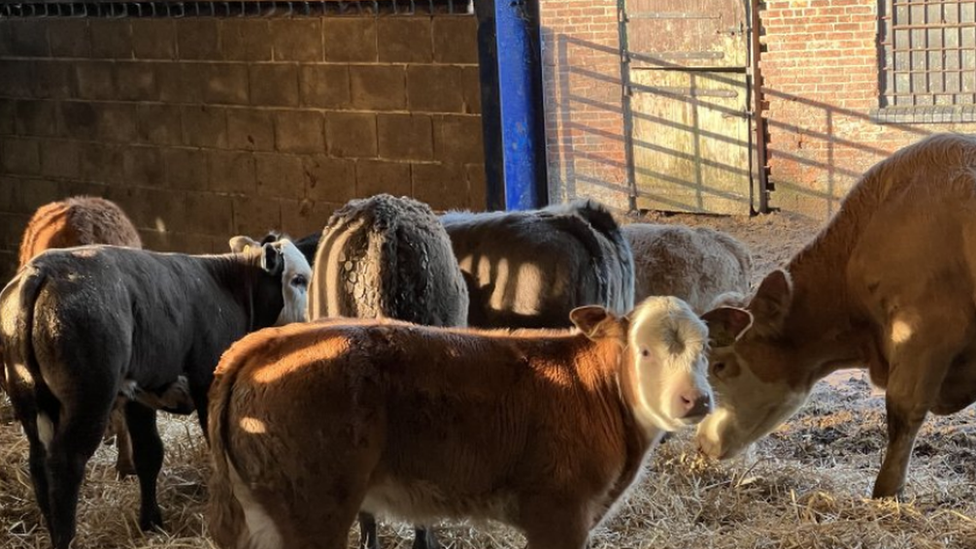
[309,193,469,327]
[0,239,310,549]
[441,199,635,329]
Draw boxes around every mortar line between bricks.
[2,55,480,67]
[2,99,483,118]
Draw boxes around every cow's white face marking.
[695,344,810,460]
[628,297,713,435]
[275,240,311,326]
[37,413,54,451]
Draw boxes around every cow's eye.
[712,362,726,374]
[291,275,308,288]
[640,348,650,358]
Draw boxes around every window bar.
[925,3,930,106]
[909,0,915,107]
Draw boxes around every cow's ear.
[748,269,792,336]
[260,243,282,274]
[570,306,621,341]
[701,307,753,347]
[229,235,260,254]
[259,232,280,246]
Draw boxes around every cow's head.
[696,270,812,460]
[230,235,311,326]
[254,230,320,267]
[571,295,712,436]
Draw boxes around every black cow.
[0,237,311,549]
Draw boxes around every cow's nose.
[678,392,712,419]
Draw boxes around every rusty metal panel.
[631,70,751,214]
[626,0,747,69]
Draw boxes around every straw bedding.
[1,211,974,549]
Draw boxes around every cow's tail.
[565,200,636,314]
[0,265,55,440]
[207,352,284,549]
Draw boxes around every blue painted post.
[475,0,548,211]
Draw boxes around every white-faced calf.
[207,296,712,549]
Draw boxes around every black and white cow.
[0,237,310,549]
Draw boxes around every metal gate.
[624,0,752,214]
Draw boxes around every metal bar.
[885,91,976,96]
[892,0,973,6]
[908,3,915,107]
[883,45,975,53]
[475,0,505,211]
[631,87,738,98]
[630,51,724,60]
[881,67,976,74]
[890,22,976,30]
[627,12,720,20]
[750,0,769,214]
[0,0,473,17]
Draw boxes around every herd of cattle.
[0,132,975,549]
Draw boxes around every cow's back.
[441,201,634,328]
[19,196,141,268]
[23,246,248,388]
[309,194,468,327]
[624,224,751,313]
[212,320,635,524]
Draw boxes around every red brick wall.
[539,0,976,220]
[0,13,484,280]
[761,0,976,219]
[540,0,630,213]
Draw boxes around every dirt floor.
[3,210,976,549]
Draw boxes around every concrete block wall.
[0,12,484,280]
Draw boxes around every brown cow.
[18,196,142,266]
[13,196,143,478]
[697,133,976,498]
[207,296,713,549]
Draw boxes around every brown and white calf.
[12,196,143,477]
[208,296,712,549]
[698,133,976,498]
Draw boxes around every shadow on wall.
[546,33,935,217]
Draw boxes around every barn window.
[875,0,976,123]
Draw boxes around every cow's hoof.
[412,529,441,549]
[139,509,164,533]
[115,461,136,480]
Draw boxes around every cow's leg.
[110,405,136,479]
[519,497,589,549]
[521,502,589,549]
[358,512,379,549]
[3,370,54,526]
[411,527,441,549]
[191,382,211,443]
[124,401,165,530]
[872,310,961,498]
[45,407,108,549]
[8,394,54,526]
[27,428,53,527]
